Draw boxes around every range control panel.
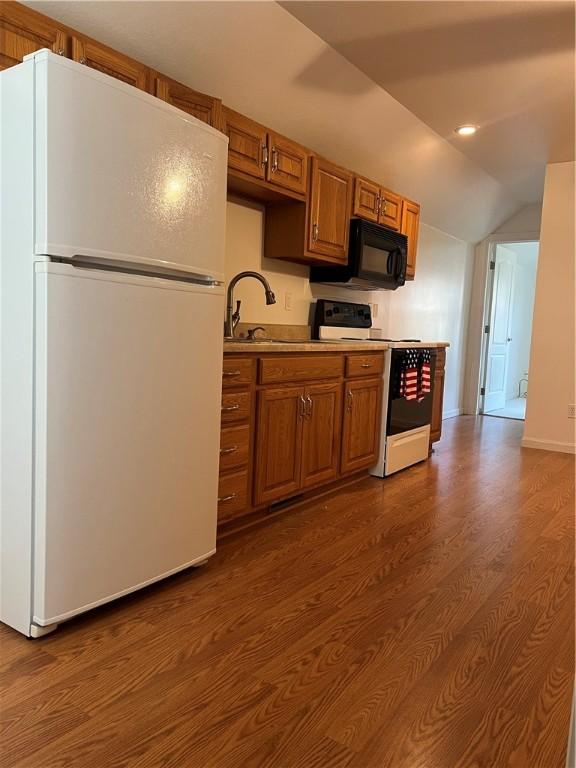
[312,300,372,331]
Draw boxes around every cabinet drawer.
[221,390,251,424]
[259,355,343,384]
[222,358,255,388]
[218,470,249,521]
[219,424,250,473]
[346,354,384,378]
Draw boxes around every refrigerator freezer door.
[33,263,224,625]
[33,51,227,282]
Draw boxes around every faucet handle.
[247,326,266,340]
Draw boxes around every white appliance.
[313,300,435,478]
[0,51,228,637]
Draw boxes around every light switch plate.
[285,291,293,311]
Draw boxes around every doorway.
[481,241,539,421]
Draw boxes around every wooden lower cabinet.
[430,348,446,445]
[341,378,383,474]
[254,386,303,506]
[223,350,385,523]
[300,382,342,489]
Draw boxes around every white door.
[484,247,516,412]
[32,51,228,281]
[33,262,224,626]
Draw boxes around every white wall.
[225,201,474,419]
[503,242,539,400]
[523,161,576,452]
[492,203,542,239]
[372,225,474,417]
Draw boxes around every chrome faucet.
[224,271,276,338]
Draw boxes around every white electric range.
[313,300,437,476]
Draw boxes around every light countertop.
[223,340,450,353]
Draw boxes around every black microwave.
[310,219,407,290]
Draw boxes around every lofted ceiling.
[282,0,575,204]
[25,0,570,242]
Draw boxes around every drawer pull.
[220,445,239,455]
[360,362,372,368]
[218,493,237,503]
[223,370,241,377]
[221,404,240,412]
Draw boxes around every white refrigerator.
[0,50,228,637]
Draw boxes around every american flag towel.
[399,349,432,401]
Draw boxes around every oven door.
[387,350,435,435]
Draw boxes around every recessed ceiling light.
[454,125,477,136]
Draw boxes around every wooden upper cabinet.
[71,36,149,90]
[154,75,221,128]
[300,382,342,490]
[430,349,446,445]
[353,177,402,231]
[254,386,304,506]
[400,199,421,280]
[379,187,402,231]
[0,2,68,70]
[353,177,380,223]
[222,107,267,180]
[266,131,308,196]
[308,157,353,262]
[341,378,382,474]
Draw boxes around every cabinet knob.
[79,57,87,65]
[360,362,372,368]
[221,403,240,412]
[271,148,278,173]
[218,493,237,503]
[57,49,65,56]
[347,391,354,411]
[220,445,239,455]
[312,223,319,242]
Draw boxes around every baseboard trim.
[442,408,461,420]
[521,437,576,454]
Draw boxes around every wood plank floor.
[1,416,574,767]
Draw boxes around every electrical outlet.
[371,302,379,320]
[284,291,293,311]
[569,404,576,419]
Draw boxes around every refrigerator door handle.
[64,254,223,286]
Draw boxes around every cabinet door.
[379,187,402,231]
[308,157,353,262]
[400,199,420,279]
[222,107,267,180]
[254,386,304,506]
[155,75,221,128]
[341,378,382,474]
[0,3,68,70]
[430,349,446,445]
[352,177,380,223]
[267,131,308,196]
[301,382,342,489]
[71,36,149,90]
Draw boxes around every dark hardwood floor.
[1,416,574,767]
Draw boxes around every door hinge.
[489,261,496,270]
[480,387,486,396]
[484,324,490,333]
